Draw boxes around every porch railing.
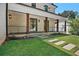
[8,25,66,34]
[8,26,26,34]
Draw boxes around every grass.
[51,35,79,47]
[43,41,75,56]
[44,34,79,55]
[0,37,70,56]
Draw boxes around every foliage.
[58,10,79,34]
[69,19,79,35]
[58,10,78,19]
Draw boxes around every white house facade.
[0,3,68,45]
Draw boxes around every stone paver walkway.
[54,41,65,45]
[63,43,76,50]
[75,50,79,56]
[48,39,59,42]
[44,38,79,56]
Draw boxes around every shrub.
[69,19,79,35]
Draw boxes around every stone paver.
[48,39,59,42]
[63,43,76,50]
[54,41,65,45]
[75,50,79,56]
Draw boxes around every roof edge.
[17,3,67,19]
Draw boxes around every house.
[0,3,68,45]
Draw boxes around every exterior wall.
[66,23,70,34]
[36,3,46,10]
[8,3,68,33]
[0,3,6,44]
[58,21,69,34]
[22,3,56,13]
[8,11,26,33]
[59,21,65,32]
[48,18,55,31]
[29,14,45,32]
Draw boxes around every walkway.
[44,38,79,56]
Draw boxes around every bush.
[69,19,79,35]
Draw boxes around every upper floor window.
[32,3,36,8]
[44,5,48,12]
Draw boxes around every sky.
[55,3,79,14]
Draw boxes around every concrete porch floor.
[8,32,57,39]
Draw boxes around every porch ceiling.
[8,3,67,21]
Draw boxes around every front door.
[30,18,37,32]
[44,20,49,32]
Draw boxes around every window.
[30,18,37,32]
[32,3,36,8]
[44,5,48,12]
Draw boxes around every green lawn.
[0,37,70,56]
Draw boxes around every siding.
[48,18,55,31]
[8,3,67,21]
[0,3,6,44]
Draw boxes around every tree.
[58,10,78,19]
[69,18,79,35]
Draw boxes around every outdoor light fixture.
[9,14,12,19]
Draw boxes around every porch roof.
[8,3,68,21]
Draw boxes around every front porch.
[8,10,67,39]
[7,3,68,39]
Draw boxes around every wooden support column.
[44,17,49,32]
[26,13,29,33]
[44,17,47,32]
[64,21,66,32]
[57,19,59,32]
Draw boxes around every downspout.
[6,3,8,41]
